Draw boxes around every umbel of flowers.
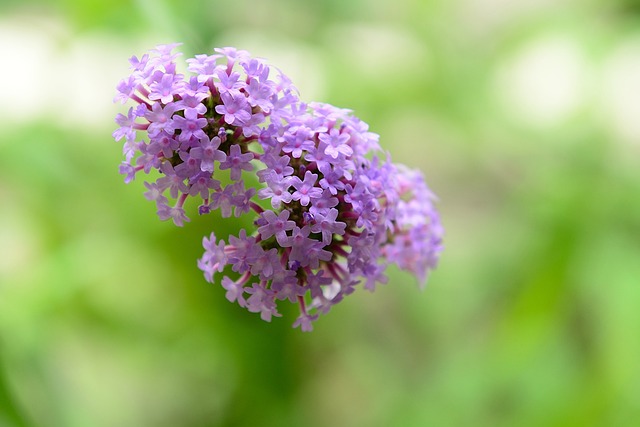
[114,44,443,331]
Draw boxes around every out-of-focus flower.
[114,44,443,331]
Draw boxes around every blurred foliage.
[1,0,640,426]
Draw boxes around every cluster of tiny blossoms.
[114,44,443,331]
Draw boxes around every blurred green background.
[1,0,639,426]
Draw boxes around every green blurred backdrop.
[1,0,639,426]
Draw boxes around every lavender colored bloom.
[308,189,339,216]
[189,136,226,172]
[290,171,322,206]
[242,58,270,81]
[218,144,254,181]
[310,208,346,245]
[221,276,247,306]
[258,153,293,179]
[226,229,255,273]
[233,184,256,217]
[258,175,293,209]
[172,109,207,142]
[119,162,137,183]
[303,141,333,171]
[114,75,138,104]
[245,282,280,321]
[174,150,202,179]
[186,54,222,82]
[199,232,228,281]
[245,78,274,111]
[189,172,220,199]
[282,126,316,158]
[148,74,174,104]
[157,162,188,198]
[175,91,208,116]
[115,44,443,332]
[271,269,305,303]
[258,210,296,245]
[157,204,189,227]
[215,90,252,125]
[147,132,179,158]
[145,102,178,135]
[143,181,168,204]
[113,107,138,143]
[209,184,237,218]
[215,69,244,92]
[287,226,316,267]
[316,163,346,195]
[292,312,318,332]
[249,247,281,279]
[319,128,353,159]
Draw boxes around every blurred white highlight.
[0,14,156,129]
[324,23,430,80]
[495,36,589,127]
[601,37,640,146]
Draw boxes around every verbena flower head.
[114,44,443,331]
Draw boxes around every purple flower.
[221,276,247,306]
[189,172,220,199]
[133,145,159,175]
[304,240,333,269]
[189,136,226,172]
[113,107,138,143]
[119,162,137,183]
[245,283,280,322]
[186,54,223,82]
[282,126,315,158]
[143,181,168,204]
[150,43,183,63]
[319,128,353,159]
[233,184,256,217]
[226,229,255,273]
[218,144,254,181]
[172,109,207,142]
[114,75,138,104]
[209,184,237,218]
[271,270,305,303]
[148,73,182,104]
[157,204,189,227]
[245,78,274,111]
[215,69,244,92]
[215,47,250,70]
[145,102,178,135]
[304,141,333,171]
[290,171,322,206]
[258,175,293,208]
[249,247,281,279]
[199,233,228,281]
[174,151,202,179]
[258,210,296,245]
[147,132,179,158]
[287,225,316,268]
[308,189,338,216]
[155,163,187,199]
[115,44,443,332]
[242,58,270,81]
[292,312,318,332]
[215,90,252,125]
[258,152,293,179]
[317,163,346,195]
[175,91,208,116]
[310,208,346,245]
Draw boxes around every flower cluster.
[114,44,443,331]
